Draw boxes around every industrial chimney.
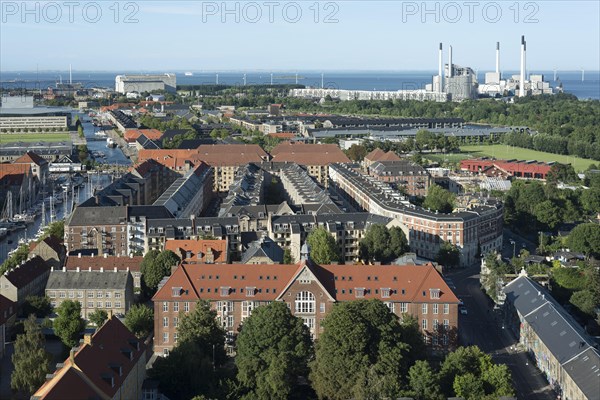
[448,45,453,78]
[438,43,443,92]
[496,42,500,76]
[519,35,526,97]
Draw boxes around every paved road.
[447,264,556,400]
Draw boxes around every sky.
[1,0,599,71]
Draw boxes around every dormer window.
[355,288,365,298]
[430,289,441,299]
[220,286,230,297]
[381,288,391,298]
[172,287,182,297]
[246,287,256,297]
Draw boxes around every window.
[49,291,56,298]
[295,291,315,313]
[97,302,103,308]
[242,301,255,321]
[172,287,182,297]
[115,292,122,298]
[115,302,121,308]
[302,317,315,332]
[355,287,365,298]
[97,291,103,298]
[422,304,428,314]
[433,304,439,314]
[68,291,75,298]
[173,302,179,312]
[174,333,178,343]
[163,333,168,343]
[162,349,169,356]
[245,287,256,297]
[429,288,440,299]
[400,303,408,313]
[184,302,190,312]
[77,291,83,298]
[320,303,325,313]
[384,302,395,313]
[433,319,439,330]
[163,317,168,327]
[105,301,112,308]
[59,291,66,299]
[443,304,449,314]
[173,317,179,327]
[422,319,427,330]
[442,334,448,345]
[381,288,391,298]
[443,319,449,328]
[87,301,94,308]
[220,286,230,297]
[163,302,169,312]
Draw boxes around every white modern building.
[115,74,177,94]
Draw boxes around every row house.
[329,163,504,266]
[503,275,600,400]
[64,254,143,289]
[0,295,16,358]
[270,142,350,187]
[32,316,147,400]
[46,270,134,320]
[152,256,459,356]
[0,256,50,307]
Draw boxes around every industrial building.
[0,95,71,132]
[115,73,177,94]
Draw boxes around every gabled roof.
[164,239,228,263]
[14,151,48,166]
[270,142,349,165]
[32,236,65,256]
[65,256,143,273]
[2,256,49,289]
[562,347,600,400]
[32,317,146,400]
[240,237,284,264]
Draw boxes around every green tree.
[44,220,64,241]
[359,224,408,263]
[567,223,600,257]
[141,250,180,292]
[88,309,108,327]
[124,304,154,339]
[236,302,313,400]
[346,144,368,161]
[178,300,226,366]
[54,300,85,348]
[533,200,562,230]
[310,300,411,400]
[283,247,293,264]
[581,187,600,214]
[453,373,485,400]
[306,227,339,264]
[422,185,455,213]
[436,242,461,268]
[11,315,51,396]
[408,360,444,400]
[22,295,52,318]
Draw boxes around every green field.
[460,144,596,172]
[0,133,71,143]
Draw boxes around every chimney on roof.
[62,266,66,272]
[100,267,104,272]
[114,267,117,272]
[83,333,92,345]
[51,266,54,272]
[78,253,81,258]
[69,347,77,364]
[76,267,80,272]
[104,253,107,258]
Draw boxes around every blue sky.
[1,1,599,71]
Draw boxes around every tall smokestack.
[438,43,443,92]
[496,42,500,76]
[519,35,526,97]
[448,45,453,78]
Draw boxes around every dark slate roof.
[67,206,128,226]
[562,347,600,400]
[162,129,190,141]
[127,205,173,220]
[46,271,131,290]
[3,256,49,288]
[241,237,284,264]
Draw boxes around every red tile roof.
[164,239,228,264]
[0,163,31,182]
[124,129,163,142]
[365,148,401,162]
[32,316,146,400]
[153,262,459,304]
[14,151,48,166]
[270,142,350,165]
[65,255,143,273]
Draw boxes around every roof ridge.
[180,264,200,298]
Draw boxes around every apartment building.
[368,160,431,197]
[152,257,459,356]
[0,256,51,307]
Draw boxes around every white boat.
[12,213,35,223]
[106,137,117,148]
[185,72,193,76]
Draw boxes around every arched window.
[295,291,315,313]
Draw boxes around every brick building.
[368,160,431,197]
[152,256,459,356]
[460,158,554,180]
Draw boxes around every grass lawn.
[460,144,596,172]
[0,133,71,143]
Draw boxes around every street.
[447,263,556,400]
